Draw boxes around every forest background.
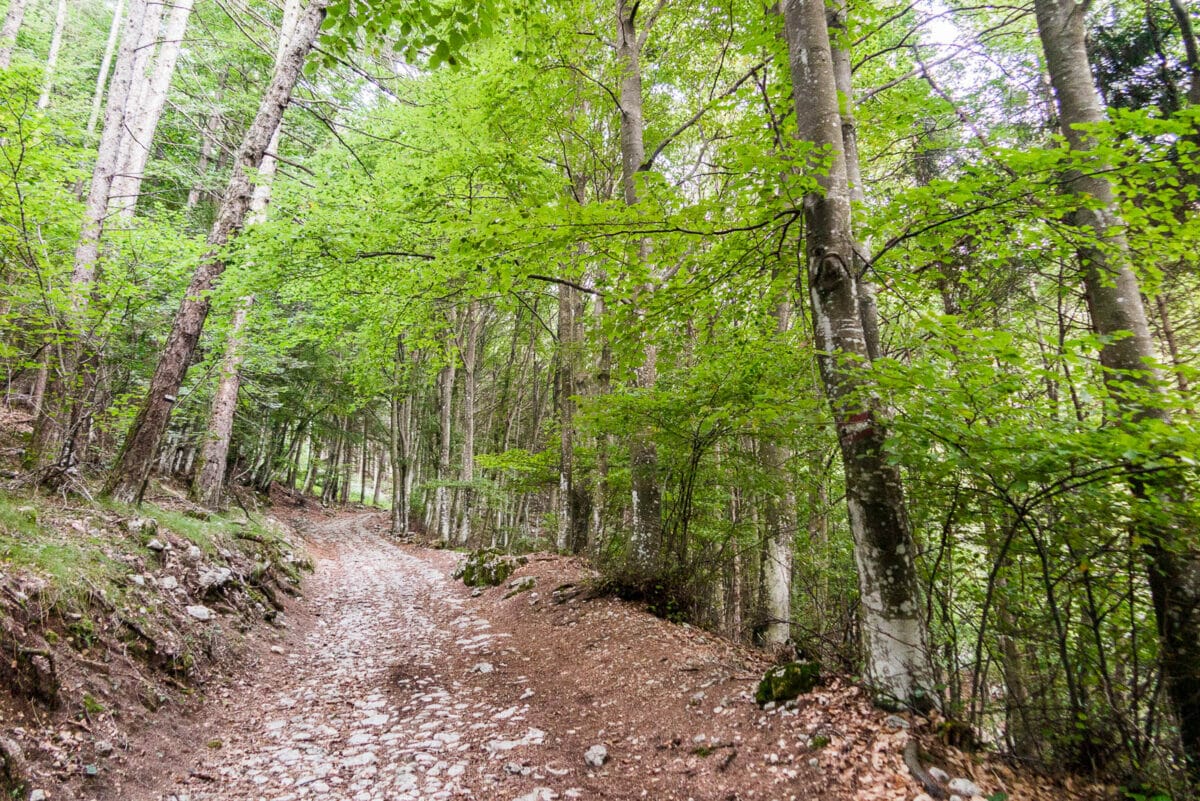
[2,0,1199,795]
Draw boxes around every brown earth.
[124,510,1103,801]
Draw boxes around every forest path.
[141,511,933,801]
[151,513,545,801]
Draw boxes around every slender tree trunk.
[36,0,67,110]
[782,0,932,705]
[557,276,591,553]
[458,300,481,545]
[758,299,795,648]
[1034,0,1200,779]
[359,412,369,504]
[0,0,28,68]
[187,69,227,209]
[87,0,124,135]
[189,296,251,507]
[103,0,330,504]
[110,0,194,218]
[617,0,661,568]
[827,2,880,360]
[436,356,455,541]
[27,0,149,471]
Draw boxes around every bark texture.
[36,0,67,110]
[110,0,194,218]
[87,0,124,134]
[190,297,251,507]
[0,0,28,68]
[617,0,661,568]
[1034,0,1200,779]
[103,0,330,504]
[27,0,149,471]
[782,0,932,704]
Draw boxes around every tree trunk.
[758,300,795,648]
[189,296,251,507]
[436,356,455,541]
[26,0,149,471]
[36,0,67,110]
[87,0,125,135]
[827,2,880,361]
[187,69,227,209]
[781,0,932,705]
[110,0,194,218]
[458,300,481,545]
[617,0,661,568]
[1034,0,1200,779]
[102,0,330,504]
[0,0,28,68]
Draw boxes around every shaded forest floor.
[0,460,1114,800]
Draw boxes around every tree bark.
[781,0,932,705]
[758,299,795,648]
[36,0,67,110]
[436,355,455,541]
[617,0,661,568]
[1034,0,1200,779]
[102,0,330,504]
[27,0,149,471]
[0,0,28,68]
[827,2,880,361]
[189,296,251,507]
[110,0,194,218]
[457,300,481,545]
[87,0,125,135]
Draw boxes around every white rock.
[928,766,950,784]
[186,605,214,622]
[30,791,47,801]
[147,539,166,552]
[584,744,608,767]
[159,576,179,591]
[472,662,495,674]
[948,778,982,797]
[185,545,203,562]
[511,788,556,801]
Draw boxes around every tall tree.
[190,0,300,507]
[103,0,331,504]
[780,0,932,705]
[616,0,662,568]
[26,0,150,472]
[1034,0,1200,778]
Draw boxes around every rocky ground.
[115,509,1104,801]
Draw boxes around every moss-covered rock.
[754,660,820,707]
[453,549,528,587]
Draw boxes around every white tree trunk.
[103,0,331,504]
[87,0,124,134]
[111,0,194,219]
[26,0,149,469]
[36,0,67,110]
[190,296,251,507]
[0,0,29,68]
[782,0,932,705]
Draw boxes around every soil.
[5,498,1110,801]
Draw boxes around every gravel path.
[155,515,554,801]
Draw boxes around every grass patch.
[0,491,127,611]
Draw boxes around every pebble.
[147,538,166,551]
[186,605,215,622]
[948,778,983,796]
[929,766,950,783]
[583,744,608,767]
